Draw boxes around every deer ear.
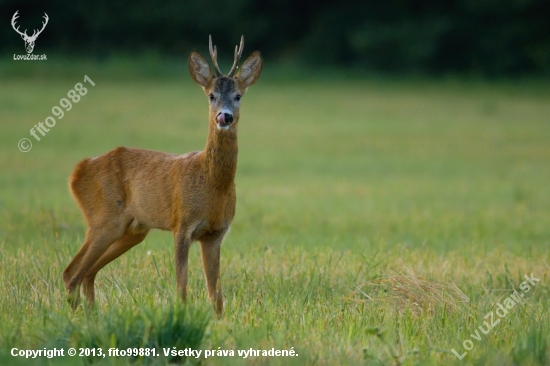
[236,51,262,89]
[188,51,213,87]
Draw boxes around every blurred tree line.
[1,0,549,76]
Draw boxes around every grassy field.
[0,71,549,365]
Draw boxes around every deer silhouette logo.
[11,11,49,54]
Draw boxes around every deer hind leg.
[63,231,92,287]
[82,229,149,305]
[64,220,127,309]
[199,231,225,316]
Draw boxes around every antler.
[30,13,49,39]
[209,35,223,77]
[208,35,245,77]
[11,11,28,38]
[228,36,244,77]
[11,11,48,40]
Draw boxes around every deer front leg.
[174,228,192,303]
[199,231,225,316]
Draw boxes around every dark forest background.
[1,0,549,76]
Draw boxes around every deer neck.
[201,121,238,191]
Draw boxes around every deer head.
[188,35,263,131]
[12,11,49,54]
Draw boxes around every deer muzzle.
[216,112,233,128]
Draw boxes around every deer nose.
[216,112,233,125]
[224,113,233,124]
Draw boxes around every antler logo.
[11,11,49,54]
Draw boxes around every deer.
[62,35,262,316]
[11,11,49,53]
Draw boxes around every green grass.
[0,72,549,365]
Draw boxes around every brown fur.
[63,38,262,316]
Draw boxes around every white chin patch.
[217,123,230,131]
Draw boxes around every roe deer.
[63,35,262,315]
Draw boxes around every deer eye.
[209,94,215,101]
[235,95,241,101]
